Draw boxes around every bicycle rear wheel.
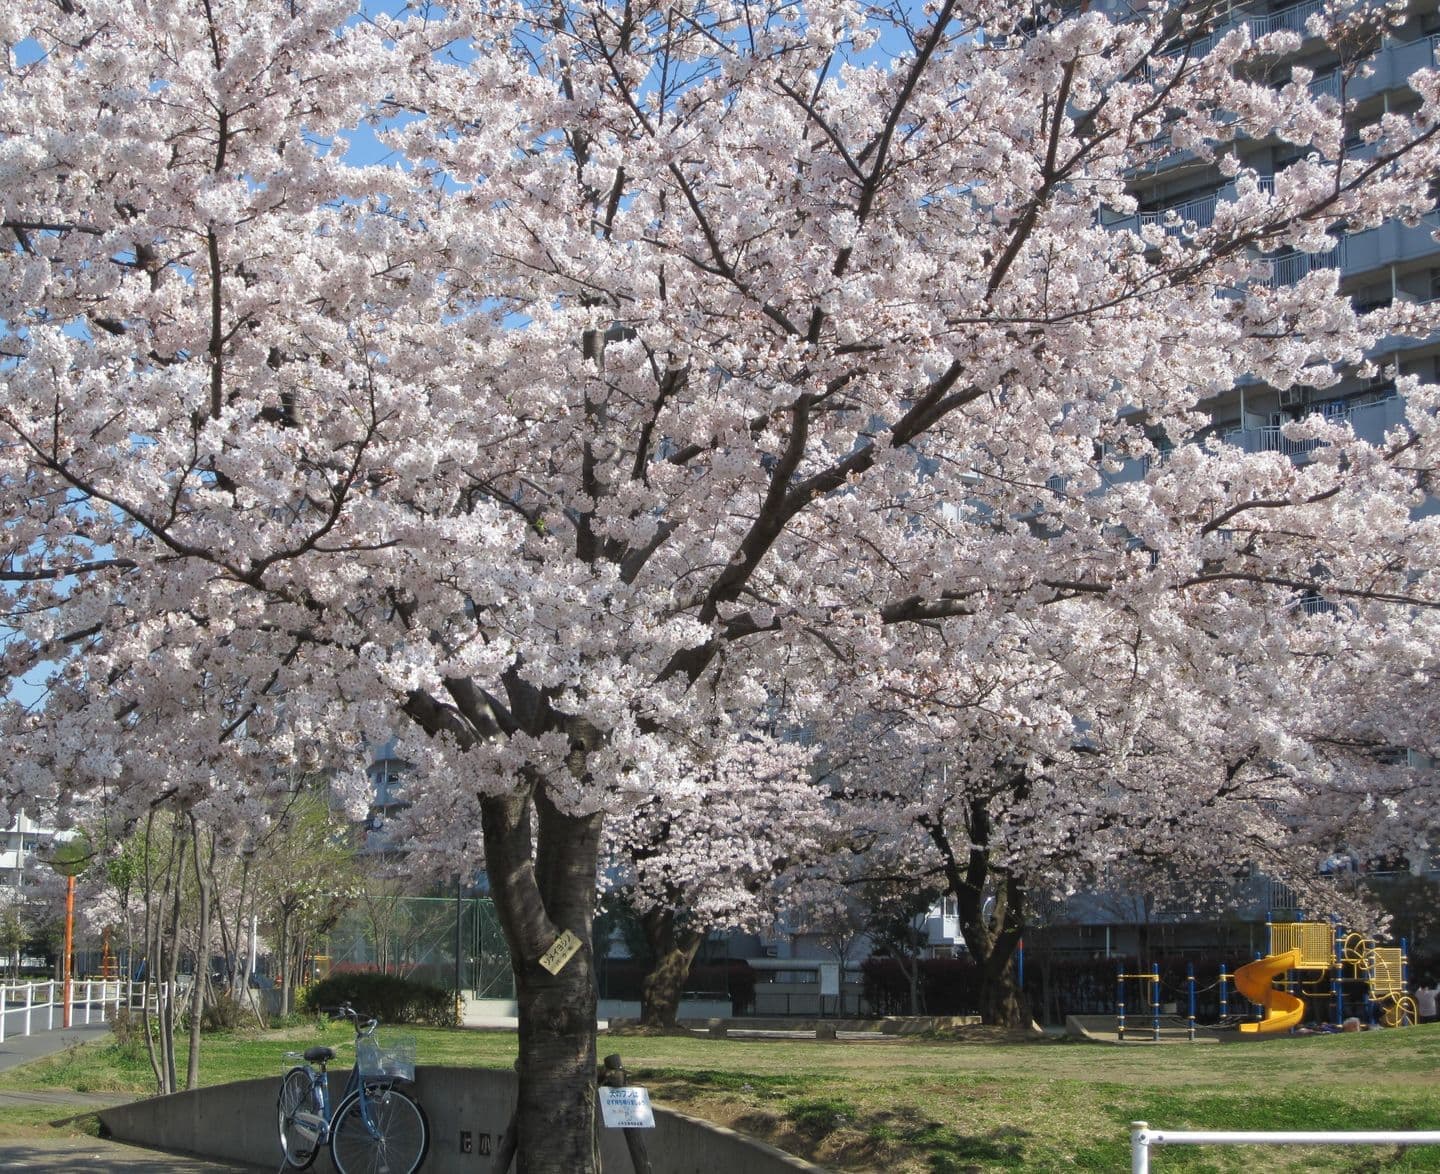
[277,1067,321,1169]
[330,1085,428,1174]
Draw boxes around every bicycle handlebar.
[321,1003,379,1033]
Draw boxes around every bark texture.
[639,909,702,1029]
[483,787,604,1174]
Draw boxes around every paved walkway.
[0,1020,272,1171]
[0,1135,274,1171]
[0,1020,112,1072]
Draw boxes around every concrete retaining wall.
[463,997,733,1022]
[97,1066,829,1173]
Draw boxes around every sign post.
[600,1053,654,1174]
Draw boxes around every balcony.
[1247,0,1328,37]
[1266,241,1343,287]
[1337,219,1440,279]
[1107,176,1275,235]
[1222,393,1406,454]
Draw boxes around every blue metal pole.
[1254,952,1264,1025]
[1333,921,1344,1028]
[1152,963,1161,1041]
[1116,966,1126,1041]
[1187,964,1196,1041]
[1403,937,1411,1024]
[1219,964,1229,1022]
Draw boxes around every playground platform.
[1066,1014,1226,1043]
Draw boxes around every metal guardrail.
[1131,1121,1440,1173]
[0,978,132,1042]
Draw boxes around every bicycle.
[277,1003,429,1174]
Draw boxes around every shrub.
[199,994,247,1032]
[108,1005,150,1046]
[302,972,459,1027]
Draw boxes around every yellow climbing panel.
[1269,922,1334,969]
[1371,948,1405,997]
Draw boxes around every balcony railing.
[1265,240,1344,286]
[1308,69,1341,100]
[1158,0,1329,64]
[1241,0,1327,38]
[1114,175,1275,235]
[1222,393,1403,455]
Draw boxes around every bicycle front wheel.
[330,1085,428,1174]
[277,1067,321,1170]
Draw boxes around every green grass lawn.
[3,1021,1439,1171]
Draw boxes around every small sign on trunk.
[538,929,582,975]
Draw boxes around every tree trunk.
[483,786,604,1174]
[159,826,185,1094]
[897,952,921,1016]
[139,812,165,1093]
[186,816,212,1089]
[276,908,291,1018]
[926,797,1030,1028]
[953,864,1028,1029]
[974,949,1025,1026]
[639,909,702,1029]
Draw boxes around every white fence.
[1130,1121,1440,1172]
[0,978,130,1043]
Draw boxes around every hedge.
[302,972,459,1027]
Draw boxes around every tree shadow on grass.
[880,1111,1031,1172]
[755,1099,1032,1172]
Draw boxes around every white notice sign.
[599,1086,656,1129]
[818,962,840,998]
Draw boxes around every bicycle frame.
[280,1003,427,1174]
[286,1016,391,1150]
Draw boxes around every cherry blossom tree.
[602,731,827,1027]
[824,595,1440,1024]
[5,0,1440,1164]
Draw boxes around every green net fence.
[325,896,514,998]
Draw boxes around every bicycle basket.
[356,1036,416,1082]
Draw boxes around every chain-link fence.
[326,896,513,998]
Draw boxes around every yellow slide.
[1235,949,1306,1034]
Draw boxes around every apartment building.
[0,812,47,890]
[1099,0,1440,482]
[360,738,410,857]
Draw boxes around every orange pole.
[62,875,75,1029]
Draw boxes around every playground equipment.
[1238,922,1417,1033]
[1111,920,1415,1039]
[1235,949,1304,1034]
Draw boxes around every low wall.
[97,1066,829,1173]
[464,997,733,1022]
[598,999,732,1020]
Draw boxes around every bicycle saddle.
[304,1046,336,1064]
